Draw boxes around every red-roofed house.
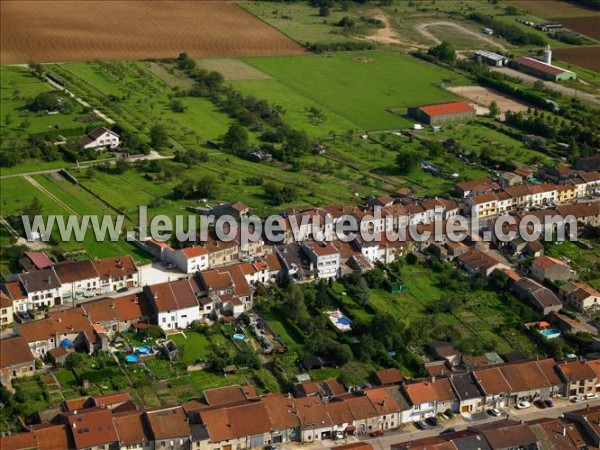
[403,377,458,421]
[167,245,209,274]
[408,101,476,125]
[531,255,573,282]
[0,336,35,387]
[302,242,340,279]
[59,407,119,450]
[144,279,200,330]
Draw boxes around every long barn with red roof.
[408,101,476,125]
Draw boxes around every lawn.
[233,78,359,136]
[242,53,467,130]
[188,370,246,395]
[169,331,212,365]
[257,306,305,352]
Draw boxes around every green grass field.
[242,53,466,130]
[170,331,212,365]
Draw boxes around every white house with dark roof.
[145,279,200,330]
[79,126,120,150]
[302,242,340,279]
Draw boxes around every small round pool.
[337,317,352,326]
[135,345,153,355]
[232,333,246,341]
[539,328,561,339]
[125,354,141,363]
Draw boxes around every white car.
[571,396,585,403]
[487,408,502,417]
[584,393,598,400]
[516,401,531,409]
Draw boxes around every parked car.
[544,399,554,408]
[440,428,456,435]
[534,400,547,409]
[571,396,585,404]
[117,287,129,293]
[487,408,502,417]
[370,429,384,437]
[426,417,440,427]
[414,421,428,430]
[584,393,598,400]
[516,401,531,409]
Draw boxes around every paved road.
[492,66,600,106]
[281,398,600,450]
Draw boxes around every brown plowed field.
[507,1,599,19]
[0,1,305,65]
[558,17,600,40]
[553,47,600,72]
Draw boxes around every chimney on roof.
[562,426,566,436]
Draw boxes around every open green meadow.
[241,53,466,130]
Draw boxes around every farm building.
[78,126,120,150]
[511,56,576,82]
[408,101,476,126]
[473,50,509,67]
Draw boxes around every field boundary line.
[24,175,80,217]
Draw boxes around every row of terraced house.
[2,359,600,450]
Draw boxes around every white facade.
[82,129,120,149]
[59,276,101,301]
[167,249,209,274]
[157,305,200,330]
[302,244,340,279]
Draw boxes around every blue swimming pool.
[337,317,352,326]
[125,354,141,363]
[539,328,561,339]
[135,345,153,355]
[232,333,246,341]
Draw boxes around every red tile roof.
[93,255,137,280]
[374,368,404,385]
[113,410,150,446]
[181,246,208,258]
[82,294,144,323]
[295,396,334,429]
[0,432,38,450]
[473,367,512,394]
[147,279,199,312]
[145,406,190,440]
[53,260,99,283]
[30,423,71,450]
[24,252,53,270]
[204,385,258,407]
[62,408,119,449]
[201,402,270,442]
[18,307,95,344]
[404,378,457,405]
[0,336,34,369]
[418,101,475,117]
[513,56,571,76]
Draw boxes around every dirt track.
[416,21,507,51]
[0,1,305,64]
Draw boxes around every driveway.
[139,261,189,286]
[492,66,600,106]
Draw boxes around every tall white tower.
[543,45,552,64]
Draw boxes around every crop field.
[553,47,600,73]
[0,1,305,64]
[557,16,600,40]
[242,53,466,130]
[507,1,600,19]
